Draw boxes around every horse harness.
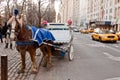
[13,18,56,49]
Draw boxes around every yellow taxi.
[88,29,94,33]
[116,31,120,40]
[80,29,89,34]
[91,29,118,42]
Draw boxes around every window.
[106,16,108,20]
[106,10,108,14]
[110,8,112,13]
[118,0,120,3]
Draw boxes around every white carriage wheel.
[68,45,74,61]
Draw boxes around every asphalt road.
[35,32,120,80]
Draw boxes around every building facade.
[73,0,80,26]
[60,0,79,26]
[60,0,120,31]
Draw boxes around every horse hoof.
[17,70,24,74]
[31,69,37,74]
[31,71,37,74]
[43,63,47,67]
[47,63,54,70]
[43,65,46,67]
[10,48,13,50]
[4,47,8,49]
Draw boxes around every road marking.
[114,45,119,47]
[112,44,119,48]
[103,52,120,61]
[86,43,106,47]
[106,46,120,53]
[104,77,120,80]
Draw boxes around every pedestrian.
[0,25,3,43]
[41,19,48,28]
[67,19,73,31]
[1,21,13,49]
[67,19,72,26]
[4,24,13,49]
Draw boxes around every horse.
[7,14,55,73]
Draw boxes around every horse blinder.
[14,18,21,39]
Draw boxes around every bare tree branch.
[41,5,49,17]
[40,1,49,7]
[21,0,26,13]
[6,0,10,15]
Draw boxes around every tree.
[0,0,56,27]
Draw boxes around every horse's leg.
[18,51,26,74]
[28,48,37,73]
[40,45,53,69]
[46,46,53,69]
[40,45,47,67]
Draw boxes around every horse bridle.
[14,17,21,37]
[14,17,31,40]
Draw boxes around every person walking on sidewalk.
[0,25,3,43]
[41,19,48,28]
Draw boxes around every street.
[1,32,120,80]
[1,0,120,80]
[35,32,120,80]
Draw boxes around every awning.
[95,21,111,25]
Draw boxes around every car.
[91,29,118,42]
[88,28,94,33]
[73,28,79,32]
[80,29,89,34]
[116,31,120,40]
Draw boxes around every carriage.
[46,23,74,61]
[6,9,74,73]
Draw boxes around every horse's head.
[7,14,23,40]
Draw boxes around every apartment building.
[73,0,80,26]
[79,0,88,26]
[60,0,79,26]
[87,0,120,30]
[114,0,120,31]
[59,0,68,23]
[60,0,120,31]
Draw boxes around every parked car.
[91,29,118,42]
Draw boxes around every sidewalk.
[0,41,42,80]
